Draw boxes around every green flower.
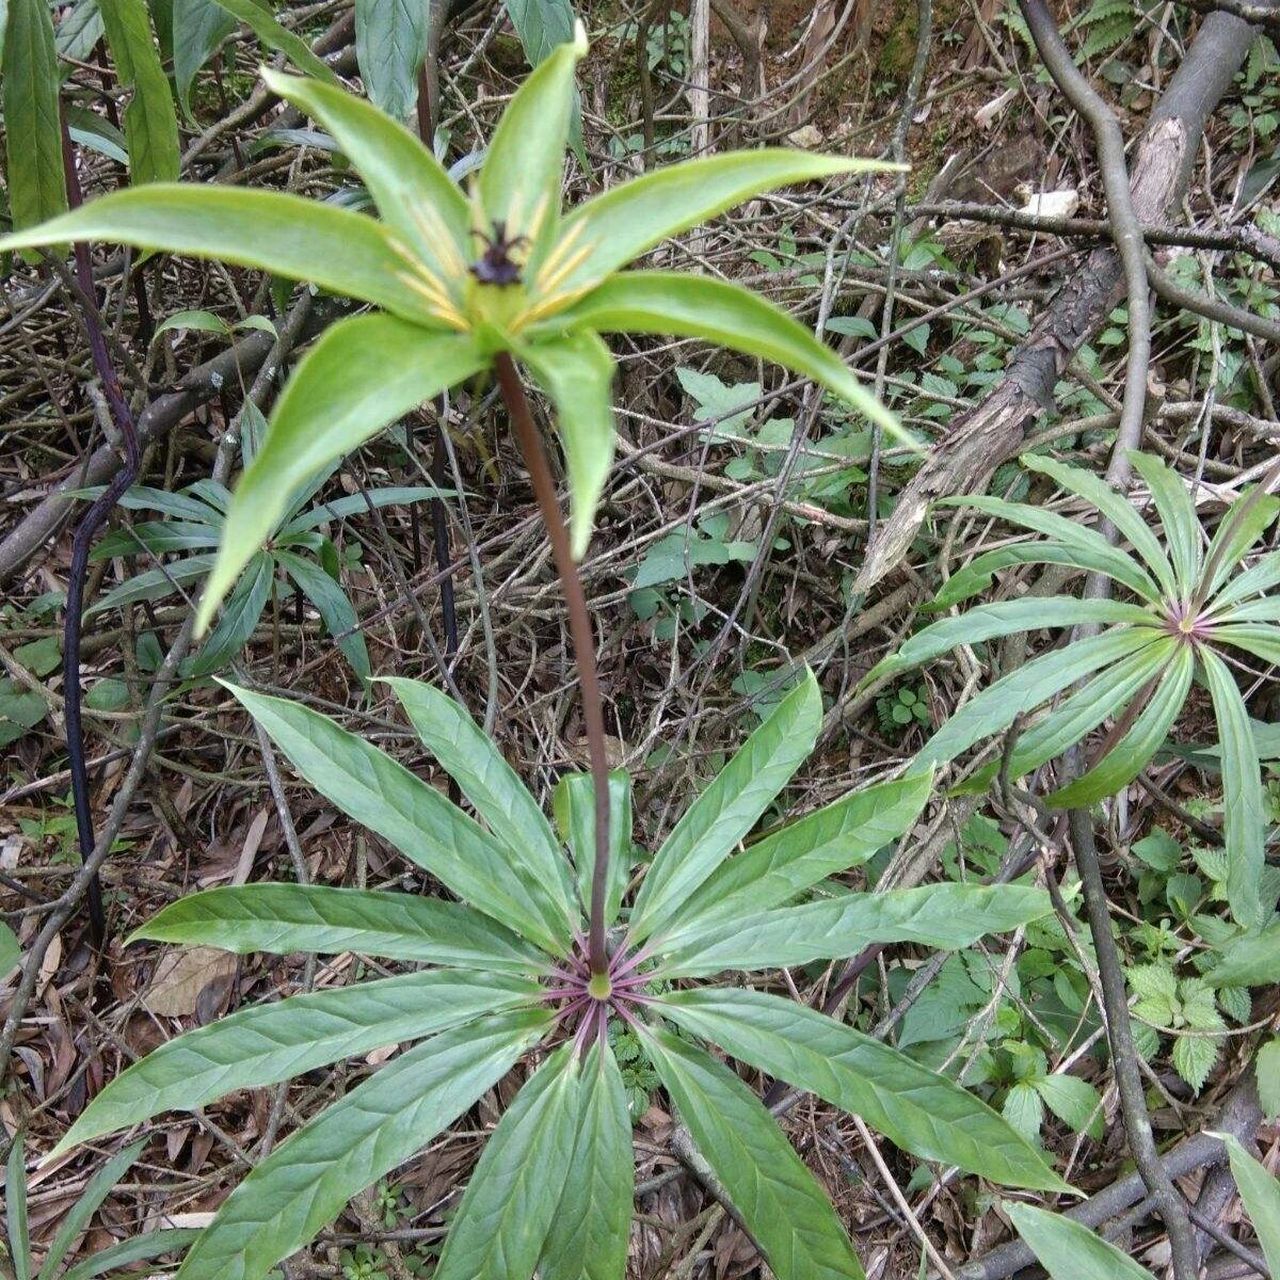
[0,24,907,633]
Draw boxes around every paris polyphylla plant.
[46,670,1069,1280]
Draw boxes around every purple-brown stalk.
[545,935,657,1053]
[493,353,613,976]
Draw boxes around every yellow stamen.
[394,272,469,330]
[533,218,588,288]
[524,191,552,245]
[409,203,467,278]
[534,239,597,300]
[518,282,596,328]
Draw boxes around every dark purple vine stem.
[59,116,142,946]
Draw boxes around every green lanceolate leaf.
[1047,642,1194,808]
[916,628,1164,772]
[540,1044,633,1280]
[131,883,546,972]
[555,272,907,445]
[1200,645,1264,929]
[1207,923,1280,986]
[86,554,215,616]
[506,0,575,64]
[353,0,428,123]
[1022,454,1178,601]
[1128,451,1202,598]
[196,321,483,632]
[188,549,272,675]
[6,1133,29,1280]
[930,542,1153,612]
[276,550,370,682]
[553,769,631,930]
[1216,1132,1280,1274]
[281,486,457,535]
[551,152,898,298]
[1214,623,1280,666]
[992,639,1176,786]
[209,0,336,82]
[0,921,19,975]
[1202,493,1280,603]
[641,1027,865,1280]
[383,676,577,927]
[0,187,439,323]
[433,1045,582,1280]
[520,330,617,559]
[61,1231,201,1280]
[662,883,1053,977]
[862,598,1158,690]
[935,493,1162,605]
[97,0,181,184]
[659,989,1068,1192]
[53,970,538,1157]
[260,70,469,280]
[2,0,68,231]
[669,771,932,934]
[173,1009,552,1280]
[93,519,222,558]
[219,685,569,951]
[36,1140,148,1278]
[174,0,234,115]
[1006,1203,1156,1280]
[478,23,585,254]
[632,670,822,944]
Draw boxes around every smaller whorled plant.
[862,449,1280,929]
[52,671,1066,1280]
[82,412,452,681]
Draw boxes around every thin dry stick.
[493,352,612,975]
[853,1115,958,1280]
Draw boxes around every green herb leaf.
[1217,1133,1280,1276]
[2,0,68,232]
[98,0,181,184]
[383,676,577,931]
[540,1044,633,1280]
[520,330,617,559]
[557,272,908,446]
[261,69,469,283]
[52,970,537,1158]
[433,1045,582,1280]
[553,769,631,931]
[1201,645,1264,928]
[632,669,822,943]
[217,685,570,952]
[552,153,898,298]
[353,0,428,123]
[1128,451,1201,598]
[130,883,545,971]
[659,989,1069,1191]
[661,883,1053,976]
[277,549,371,683]
[173,1009,552,1280]
[196,320,483,632]
[670,770,932,933]
[1007,1203,1156,1279]
[642,1027,866,1280]
[0,187,441,322]
[1047,643,1193,807]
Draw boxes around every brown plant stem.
[493,352,611,974]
